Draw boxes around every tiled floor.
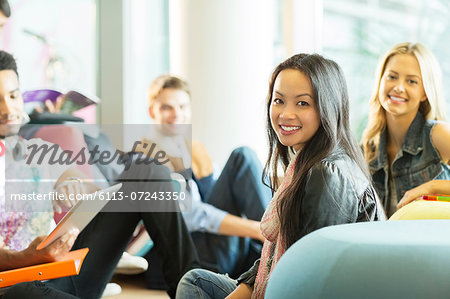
[108,274,169,299]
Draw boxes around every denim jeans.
[193,147,271,277]
[176,269,238,299]
[2,281,79,299]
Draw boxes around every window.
[322,0,450,137]
[2,0,96,96]
[123,0,170,124]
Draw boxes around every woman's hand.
[397,181,432,209]
[225,283,253,299]
[397,180,450,209]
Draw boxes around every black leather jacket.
[238,151,386,287]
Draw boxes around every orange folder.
[0,248,89,288]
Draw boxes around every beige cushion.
[389,199,450,220]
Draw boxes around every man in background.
[140,75,271,283]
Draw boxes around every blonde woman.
[361,42,450,217]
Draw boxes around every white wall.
[3,0,96,95]
[285,0,323,55]
[169,0,275,167]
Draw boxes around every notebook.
[0,248,89,289]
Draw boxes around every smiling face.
[149,88,191,135]
[378,54,427,120]
[270,69,321,151]
[0,70,23,137]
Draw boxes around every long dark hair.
[263,53,370,248]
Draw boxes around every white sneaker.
[101,283,122,297]
[114,252,149,275]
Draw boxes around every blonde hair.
[148,74,190,107]
[361,42,446,162]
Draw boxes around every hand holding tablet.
[37,183,122,250]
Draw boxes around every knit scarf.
[252,152,298,298]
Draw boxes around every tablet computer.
[36,183,122,250]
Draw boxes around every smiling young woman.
[176,53,384,299]
[361,42,450,217]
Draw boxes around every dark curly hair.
[0,50,18,77]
